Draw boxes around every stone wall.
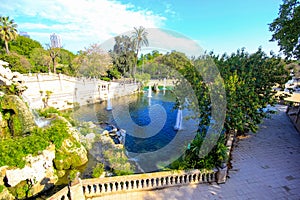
[22,73,139,110]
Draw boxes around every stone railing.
[47,186,69,200]
[47,169,217,200]
[82,169,216,198]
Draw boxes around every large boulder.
[2,144,57,199]
[53,116,88,171]
[0,95,36,137]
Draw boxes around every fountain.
[106,93,112,111]
[147,84,152,98]
[163,78,166,90]
[174,108,183,130]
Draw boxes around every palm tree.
[0,16,18,54]
[131,26,149,78]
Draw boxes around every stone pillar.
[216,166,228,184]
[69,178,85,200]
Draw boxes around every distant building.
[19,31,30,38]
[50,33,62,48]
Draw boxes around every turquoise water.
[74,91,178,152]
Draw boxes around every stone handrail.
[47,186,69,200]
[82,169,216,198]
[48,169,217,200]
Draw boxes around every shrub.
[37,107,60,118]
[0,118,70,168]
[0,185,5,193]
[92,163,104,178]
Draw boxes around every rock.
[85,133,96,141]
[53,117,88,171]
[0,187,14,200]
[102,130,109,135]
[0,60,27,94]
[4,144,58,199]
[0,166,8,185]
[0,95,36,137]
[56,170,66,178]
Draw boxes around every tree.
[111,35,136,76]
[30,47,51,73]
[0,52,32,73]
[171,48,289,170]
[269,0,300,59]
[0,16,18,54]
[75,43,113,78]
[46,44,60,74]
[131,26,149,77]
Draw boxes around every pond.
[73,90,199,173]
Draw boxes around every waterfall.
[174,108,183,130]
[147,84,152,98]
[34,115,51,128]
[22,95,51,128]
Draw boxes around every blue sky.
[0,0,283,56]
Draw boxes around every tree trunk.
[4,40,9,54]
[52,57,56,74]
[48,63,51,74]
[134,49,139,78]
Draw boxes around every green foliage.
[29,47,50,73]
[37,107,60,117]
[0,81,26,96]
[103,146,134,176]
[10,36,42,58]
[0,52,31,73]
[107,66,121,79]
[0,118,69,168]
[42,119,69,149]
[100,77,111,81]
[0,16,18,54]
[269,0,300,59]
[167,48,289,170]
[132,26,149,77]
[0,184,5,193]
[92,163,105,178]
[215,48,289,133]
[8,178,36,199]
[111,35,136,77]
[135,73,151,86]
[0,129,48,168]
[75,44,113,78]
[68,169,79,181]
[170,132,227,170]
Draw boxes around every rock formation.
[3,144,57,199]
[0,60,88,199]
[0,95,36,137]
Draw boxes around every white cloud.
[0,0,166,52]
[100,28,204,57]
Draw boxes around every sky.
[0,0,283,56]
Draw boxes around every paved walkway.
[94,105,300,200]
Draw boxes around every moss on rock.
[0,95,36,137]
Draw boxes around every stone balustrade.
[47,186,70,200]
[47,169,217,200]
